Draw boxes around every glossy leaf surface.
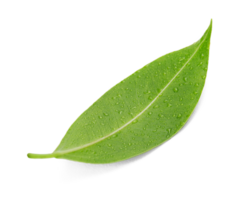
[28,21,212,163]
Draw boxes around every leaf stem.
[27,153,58,159]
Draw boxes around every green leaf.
[28,20,212,163]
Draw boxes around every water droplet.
[119,110,123,114]
[128,143,132,146]
[158,114,164,118]
[195,83,199,87]
[148,96,153,100]
[194,91,198,95]
[108,144,112,147]
[103,113,109,116]
[177,114,182,118]
[183,77,188,82]
[154,105,159,108]
[179,83,183,86]
[167,103,172,107]
[180,97,183,101]
[98,116,103,119]
[173,87,179,92]
[132,120,138,124]
[201,53,204,58]
[167,128,171,134]
[202,75,206,79]
[148,112,152,115]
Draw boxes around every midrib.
[55,34,207,157]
